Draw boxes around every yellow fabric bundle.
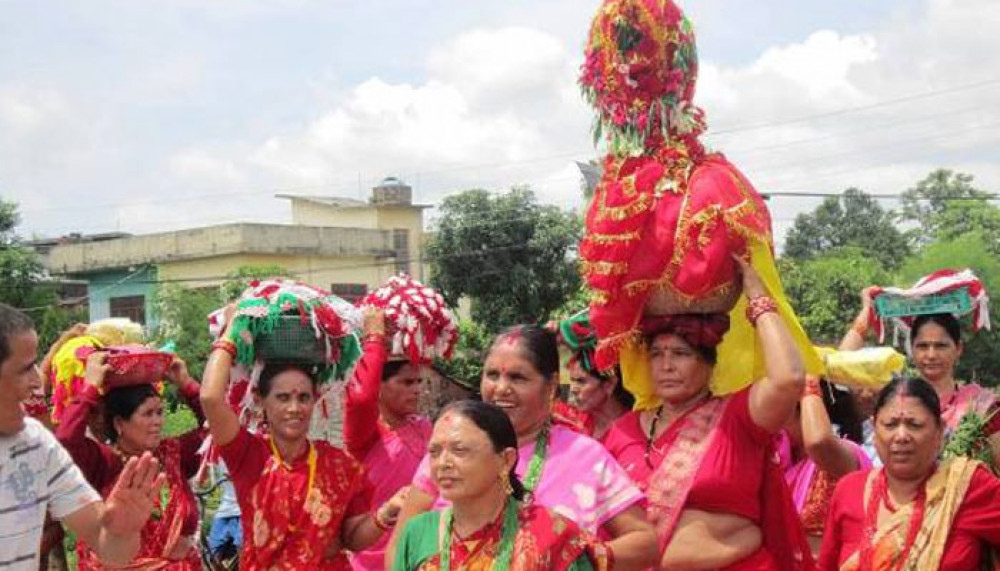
[52,336,105,386]
[817,346,905,390]
[86,318,144,347]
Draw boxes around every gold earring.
[499,471,514,496]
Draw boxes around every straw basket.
[644,281,742,316]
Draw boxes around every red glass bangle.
[211,339,236,358]
[746,296,778,326]
[803,379,822,399]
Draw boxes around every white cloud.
[217,26,594,208]
[168,148,247,187]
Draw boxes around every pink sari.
[943,383,997,432]
[412,424,643,534]
[350,416,431,571]
[779,435,871,536]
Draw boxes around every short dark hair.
[256,363,320,397]
[489,325,560,381]
[439,399,526,501]
[0,303,35,367]
[911,313,962,347]
[104,384,160,444]
[873,376,942,426]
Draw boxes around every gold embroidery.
[580,260,628,276]
[585,230,642,245]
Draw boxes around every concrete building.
[41,177,429,326]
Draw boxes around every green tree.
[432,320,492,393]
[427,187,582,332]
[899,169,998,248]
[779,247,891,344]
[896,232,1000,386]
[783,188,910,270]
[152,285,218,380]
[0,198,55,309]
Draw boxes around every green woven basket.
[874,288,973,319]
[255,316,328,364]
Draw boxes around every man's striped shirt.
[0,417,100,570]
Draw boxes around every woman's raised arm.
[199,306,241,447]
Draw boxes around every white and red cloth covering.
[869,268,991,342]
[359,275,458,365]
[206,279,363,432]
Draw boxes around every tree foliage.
[427,187,582,332]
[0,199,71,340]
[780,248,891,344]
[0,198,53,309]
[432,320,492,393]
[783,188,910,270]
[897,169,1000,255]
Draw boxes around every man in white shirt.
[0,303,164,570]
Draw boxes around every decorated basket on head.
[49,318,151,424]
[867,268,991,344]
[358,274,459,365]
[207,279,363,430]
[578,0,821,406]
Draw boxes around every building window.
[393,228,410,275]
[330,283,368,303]
[109,295,146,324]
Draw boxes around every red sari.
[552,401,596,436]
[604,410,666,493]
[394,503,609,571]
[221,427,373,570]
[56,383,204,570]
[640,388,814,570]
[818,460,1000,571]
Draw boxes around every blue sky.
[2,0,997,243]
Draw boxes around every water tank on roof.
[372,176,413,205]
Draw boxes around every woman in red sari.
[57,352,205,570]
[603,257,814,570]
[201,308,401,570]
[344,309,431,570]
[818,376,1000,570]
[393,400,604,571]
